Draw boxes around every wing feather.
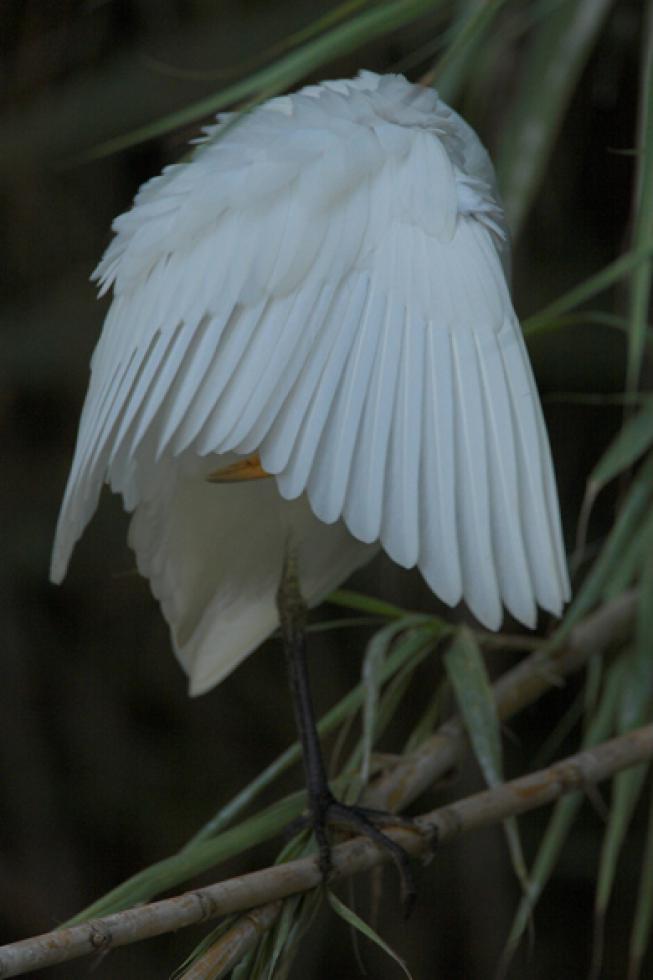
[233,280,339,454]
[451,329,502,629]
[258,280,357,474]
[342,296,403,543]
[500,332,570,612]
[272,272,370,498]
[474,328,537,626]
[381,303,425,568]
[73,335,149,499]
[165,300,269,456]
[108,323,183,468]
[418,327,462,605]
[194,291,301,454]
[196,270,334,455]
[306,284,385,524]
[121,309,207,457]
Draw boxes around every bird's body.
[52,71,570,695]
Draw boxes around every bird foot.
[297,788,421,918]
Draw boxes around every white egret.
[51,72,569,697]
[51,70,570,900]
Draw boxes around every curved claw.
[324,799,417,918]
[289,790,420,917]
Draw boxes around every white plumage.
[51,71,570,695]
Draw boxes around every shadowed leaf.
[626,4,653,392]
[78,0,447,161]
[445,628,528,887]
[347,623,439,801]
[497,0,615,235]
[590,402,653,497]
[328,589,411,620]
[627,544,653,976]
[524,246,653,337]
[550,454,653,646]
[327,890,413,979]
[630,784,653,979]
[594,576,653,969]
[434,0,508,102]
[500,658,625,970]
[444,628,502,782]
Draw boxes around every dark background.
[0,2,644,977]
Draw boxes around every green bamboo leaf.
[361,621,414,785]
[547,391,649,409]
[306,616,384,633]
[172,914,239,980]
[614,553,653,734]
[584,654,605,730]
[346,625,438,801]
[502,796,580,973]
[629,783,653,979]
[626,3,653,393]
[602,507,653,602]
[327,890,413,979]
[528,309,646,339]
[79,0,445,161]
[273,889,323,980]
[232,951,255,980]
[593,540,653,960]
[576,403,653,560]
[523,245,653,336]
[549,453,653,648]
[264,894,301,980]
[346,636,438,798]
[595,748,650,920]
[433,0,508,103]
[67,792,306,924]
[595,639,653,930]
[496,0,615,236]
[500,658,624,969]
[444,628,502,784]
[327,589,411,620]
[376,640,438,737]
[404,678,447,753]
[266,0,378,57]
[636,544,653,682]
[248,917,275,980]
[531,688,585,771]
[594,760,650,978]
[153,0,374,86]
[444,628,529,887]
[589,402,653,496]
[246,842,317,974]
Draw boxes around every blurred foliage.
[1,1,652,978]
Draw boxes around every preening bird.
[51,71,570,700]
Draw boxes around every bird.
[51,70,571,701]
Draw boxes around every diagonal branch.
[1,719,651,979]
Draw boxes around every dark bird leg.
[276,544,417,915]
